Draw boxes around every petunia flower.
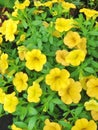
[14,0,30,10]
[45,68,70,91]
[71,118,97,130]
[61,1,76,12]
[56,49,69,66]
[43,119,62,130]
[3,92,18,113]
[58,78,82,104]
[63,31,81,49]
[0,19,19,41]
[65,49,86,66]
[27,82,42,103]
[25,49,47,71]
[0,53,8,74]
[13,72,28,92]
[55,18,74,32]
[86,78,98,99]
[80,8,98,20]
[84,99,98,111]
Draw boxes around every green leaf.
[28,116,37,130]
[59,120,72,129]
[20,107,27,120]
[28,106,38,116]
[74,106,84,116]
[88,31,98,36]
[32,20,42,26]
[0,0,15,8]
[0,104,3,115]
[14,122,27,129]
[84,67,95,73]
[52,98,63,105]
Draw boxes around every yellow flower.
[86,78,98,99]
[43,1,53,8]
[11,124,22,130]
[61,1,76,12]
[63,31,81,49]
[17,46,28,61]
[55,18,74,32]
[56,50,69,66]
[34,1,43,7]
[65,49,86,66]
[80,8,98,19]
[14,0,30,10]
[0,53,8,74]
[91,110,98,121]
[84,99,98,111]
[43,21,49,28]
[17,34,26,44]
[3,92,18,113]
[43,119,62,130]
[52,30,61,38]
[45,68,70,91]
[0,19,19,41]
[12,9,18,17]
[0,34,3,45]
[58,78,82,104]
[76,37,87,54]
[25,49,47,71]
[80,75,95,90]
[71,118,97,130]
[33,9,44,15]
[27,82,42,103]
[13,72,28,92]
[0,88,5,104]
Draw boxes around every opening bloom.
[25,49,47,71]
[43,119,62,130]
[71,118,97,130]
[84,99,98,111]
[27,82,42,103]
[55,18,74,32]
[17,46,28,61]
[86,78,98,99]
[80,8,98,19]
[11,124,22,130]
[3,92,18,113]
[0,19,19,41]
[45,68,70,91]
[14,0,30,10]
[63,31,81,49]
[65,49,86,66]
[56,50,69,66]
[58,78,82,104]
[0,53,8,74]
[61,1,76,12]
[13,72,28,92]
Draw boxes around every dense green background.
[0,0,15,8]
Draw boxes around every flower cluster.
[0,0,98,130]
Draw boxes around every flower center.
[34,57,39,61]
